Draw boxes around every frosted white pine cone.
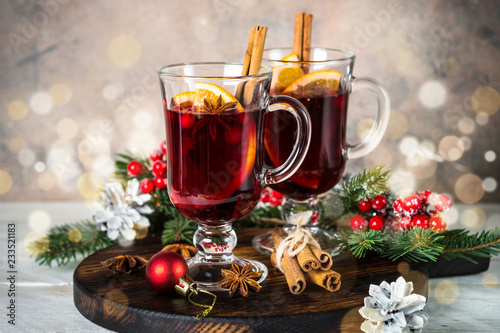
[359,276,428,333]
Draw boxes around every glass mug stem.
[347,77,391,159]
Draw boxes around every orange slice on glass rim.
[270,53,304,95]
[283,70,342,98]
[194,82,244,111]
[172,83,244,111]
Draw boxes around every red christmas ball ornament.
[350,215,368,230]
[146,251,189,293]
[371,195,388,211]
[140,178,155,194]
[161,140,167,154]
[127,160,143,177]
[152,160,167,176]
[369,216,385,231]
[150,149,164,162]
[357,198,372,213]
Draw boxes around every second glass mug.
[253,47,391,254]
[158,63,311,290]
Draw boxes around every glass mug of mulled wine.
[253,48,390,254]
[158,62,311,290]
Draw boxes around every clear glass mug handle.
[347,77,391,159]
[264,95,311,185]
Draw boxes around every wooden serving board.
[74,228,429,333]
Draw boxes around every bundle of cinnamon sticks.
[270,227,341,294]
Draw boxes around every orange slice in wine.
[281,53,300,61]
[283,70,342,98]
[172,91,196,109]
[194,82,244,111]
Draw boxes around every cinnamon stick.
[238,25,268,106]
[309,245,333,270]
[296,244,320,272]
[304,269,341,292]
[293,12,313,62]
[271,228,306,294]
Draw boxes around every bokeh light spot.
[78,172,104,200]
[102,83,124,100]
[29,91,53,115]
[24,231,48,255]
[385,110,408,140]
[418,81,447,109]
[438,136,464,161]
[485,150,496,162]
[455,173,484,204]
[28,210,51,232]
[458,117,475,134]
[9,137,26,153]
[133,109,153,129]
[18,149,36,166]
[482,273,498,289]
[108,35,141,68]
[68,229,82,243]
[471,86,500,115]
[398,136,419,157]
[50,83,72,105]
[356,118,374,140]
[434,280,459,305]
[0,170,13,194]
[475,112,489,126]
[483,177,497,192]
[34,161,46,173]
[441,57,460,76]
[57,118,79,140]
[460,136,472,151]
[446,206,459,226]
[8,100,29,120]
[461,207,486,229]
[37,172,56,191]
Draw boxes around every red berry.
[402,195,421,215]
[180,114,195,129]
[271,190,285,200]
[127,160,143,177]
[150,149,164,162]
[358,198,372,212]
[431,194,453,212]
[350,215,368,231]
[399,216,412,230]
[369,216,385,231]
[429,213,447,232]
[154,176,166,189]
[161,140,167,154]
[152,160,167,176]
[269,196,282,206]
[371,195,388,211]
[418,190,432,204]
[393,198,405,215]
[411,214,429,229]
[260,193,270,203]
[140,178,155,194]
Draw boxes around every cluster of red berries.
[200,241,230,252]
[393,191,451,232]
[260,187,284,206]
[350,195,389,231]
[126,140,168,194]
[350,191,452,233]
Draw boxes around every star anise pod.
[203,95,238,114]
[101,255,148,275]
[218,262,263,297]
[161,243,198,259]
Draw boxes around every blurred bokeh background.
[1,0,499,205]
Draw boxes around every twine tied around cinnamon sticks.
[274,218,321,274]
[271,217,341,294]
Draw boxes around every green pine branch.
[338,164,390,213]
[344,230,387,258]
[383,228,446,262]
[440,227,500,263]
[162,216,198,245]
[30,220,114,267]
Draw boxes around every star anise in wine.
[218,262,263,297]
[101,255,148,275]
[192,96,239,141]
[161,243,198,259]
